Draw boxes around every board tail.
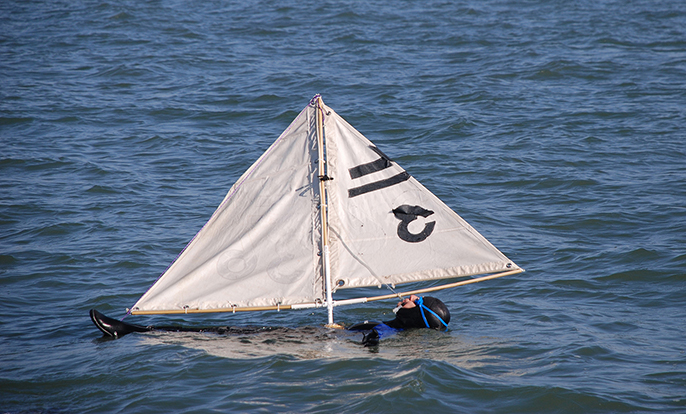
[90,309,150,338]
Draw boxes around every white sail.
[323,102,519,290]
[130,96,520,315]
[132,104,323,312]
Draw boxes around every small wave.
[0,254,17,265]
[85,185,118,194]
[598,268,675,283]
[33,222,87,238]
[0,116,34,125]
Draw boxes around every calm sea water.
[2,1,685,413]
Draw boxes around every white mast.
[315,96,335,326]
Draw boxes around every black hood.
[384,296,451,330]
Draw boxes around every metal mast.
[315,96,335,326]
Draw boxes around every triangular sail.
[131,104,324,313]
[130,97,521,316]
[323,102,519,290]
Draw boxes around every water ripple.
[2,0,686,412]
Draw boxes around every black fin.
[90,309,150,339]
[348,321,382,331]
[362,329,380,347]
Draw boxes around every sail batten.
[129,96,521,316]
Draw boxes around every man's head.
[393,295,451,330]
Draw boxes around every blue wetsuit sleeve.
[351,322,403,346]
[372,323,402,340]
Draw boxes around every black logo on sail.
[392,205,435,243]
[347,146,435,243]
[347,146,410,198]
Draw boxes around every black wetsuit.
[348,296,451,346]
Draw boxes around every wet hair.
[384,296,451,330]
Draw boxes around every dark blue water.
[2,1,685,413]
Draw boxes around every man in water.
[91,295,450,343]
[348,295,451,346]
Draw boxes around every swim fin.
[90,309,150,338]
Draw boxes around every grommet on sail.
[119,96,523,325]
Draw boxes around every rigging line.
[327,226,400,298]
